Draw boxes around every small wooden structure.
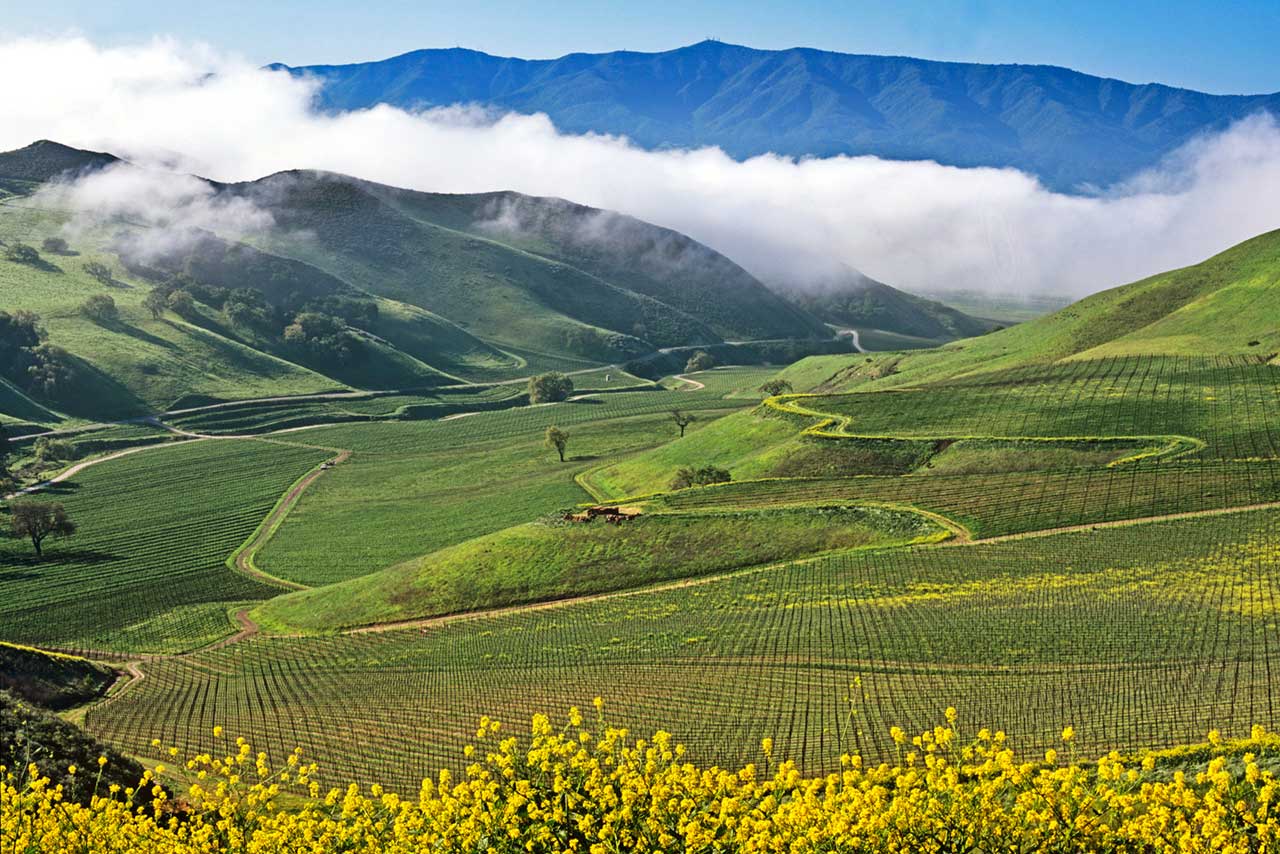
[563,505,641,525]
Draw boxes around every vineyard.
[86,506,1280,792]
[0,438,331,653]
[3,356,1279,801]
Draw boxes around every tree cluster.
[144,273,373,368]
[528,373,575,404]
[32,437,76,464]
[282,312,360,366]
[0,311,79,402]
[758,379,794,396]
[83,260,114,285]
[669,465,732,491]
[685,350,716,373]
[4,243,41,266]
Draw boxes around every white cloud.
[2,36,1278,298]
[36,163,276,263]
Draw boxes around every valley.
[0,26,1274,839]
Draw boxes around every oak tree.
[544,426,570,462]
[9,501,77,557]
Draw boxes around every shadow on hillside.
[34,481,83,495]
[49,352,150,421]
[113,321,178,350]
[11,258,62,274]
[0,549,118,572]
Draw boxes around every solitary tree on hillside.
[143,288,169,320]
[41,237,69,255]
[670,409,695,437]
[545,426,570,463]
[83,260,114,285]
[9,501,77,557]
[529,372,574,404]
[685,351,715,373]
[758,379,794,397]
[166,289,197,319]
[79,294,119,324]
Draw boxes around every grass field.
[254,368,773,585]
[254,504,943,631]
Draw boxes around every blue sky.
[4,0,1279,94]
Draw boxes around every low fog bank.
[3,36,1279,299]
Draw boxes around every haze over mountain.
[274,40,1280,192]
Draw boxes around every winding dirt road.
[672,373,706,390]
[2,441,198,500]
[231,451,352,591]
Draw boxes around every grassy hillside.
[774,267,1000,342]
[234,171,834,354]
[776,229,1280,392]
[0,642,116,710]
[0,142,841,421]
[0,139,116,187]
[374,187,830,341]
[0,204,344,418]
[254,504,942,632]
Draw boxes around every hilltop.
[773,264,1003,347]
[274,41,1280,191]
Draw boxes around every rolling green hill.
[772,265,1003,344]
[0,141,1002,425]
[253,504,942,632]
[0,141,846,423]
[776,228,1280,393]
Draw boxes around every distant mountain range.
[272,40,1280,191]
[0,141,994,418]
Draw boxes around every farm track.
[2,442,199,500]
[673,373,706,390]
[203,610,260,652]
[963,500,1280,545]
[229,450,352,592]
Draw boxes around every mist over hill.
[0,140,998,418]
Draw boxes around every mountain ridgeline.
[273,41,1280,191]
